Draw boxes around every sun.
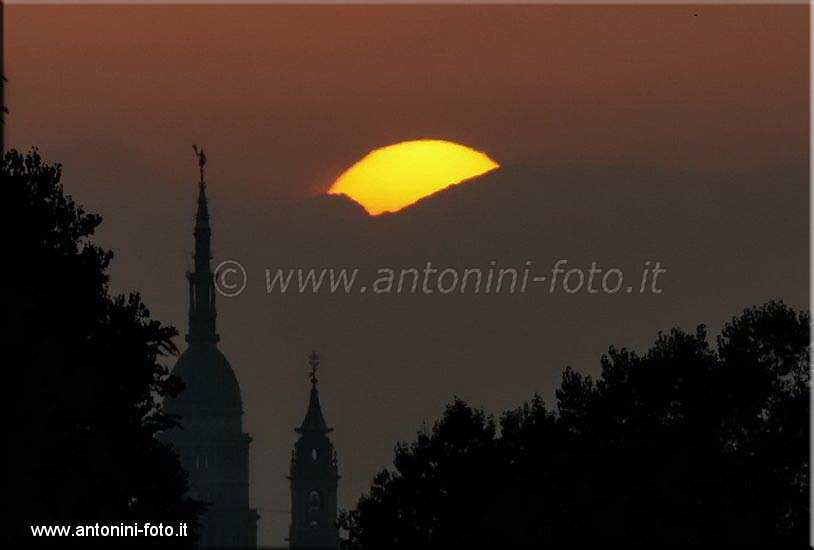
[328,139,499,215]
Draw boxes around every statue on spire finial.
[307,351,320,385]
[192,144,207,187]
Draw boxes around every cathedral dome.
[165,343,244,422]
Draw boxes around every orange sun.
[328,139,499,215]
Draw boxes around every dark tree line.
[4,150,202,547]
[341,301,809,548]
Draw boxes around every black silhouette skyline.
[4,145,810,547]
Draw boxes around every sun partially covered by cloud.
[328,139,499,215]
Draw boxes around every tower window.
[311,448,318,461]
[307,490,321,519]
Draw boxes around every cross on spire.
[193,144,207,189]
[308,351,320,385]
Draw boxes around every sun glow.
[328,139,499,215]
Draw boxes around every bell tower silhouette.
[163,146,258,548]
[289,352,340,549]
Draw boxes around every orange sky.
[7,5,808,202]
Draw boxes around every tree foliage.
[341,302,809,548]
[4,149,202,547]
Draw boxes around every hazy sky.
[7,5,809,546]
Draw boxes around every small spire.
[297,352,331,434]
[186,145,217,343]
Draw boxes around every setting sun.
[328,139,499,215]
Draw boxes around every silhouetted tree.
[340,401,503,548]
[3,149,203,547]
[341,301,809,548]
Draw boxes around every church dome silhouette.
[166,344,244,420]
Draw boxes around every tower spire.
[192,144,210,248]
[163,146,257,548]
[289,352,339,549]
[187,145,218,343]
[297,352,330,434]
[308,351,319,386]
[193,144,207,190]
